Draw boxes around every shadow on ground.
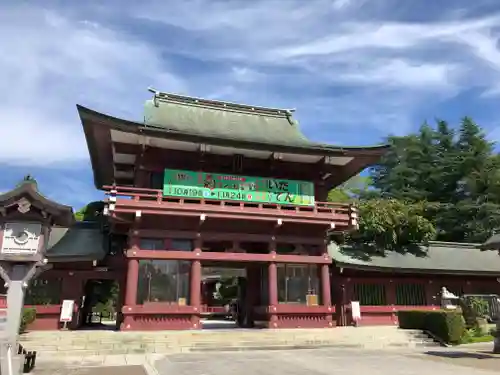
[425,350,499,360]
[409,350,500,371]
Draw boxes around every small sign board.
[351,301,361,321]
[59,300,74,322]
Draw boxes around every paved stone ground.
[408,345,500,372]
[155,348,499,375]
[27,344,500,375]
[31,365,147,375]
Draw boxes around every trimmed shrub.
[20,308,36,333]
[460,296,489,328]
[398,310,465,344]
[398,310,427,330]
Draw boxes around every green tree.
[370,117,500,243]
[328,177,436,250]
[327,176,376,203]
[352,199,436,250]
[75,201,105,222]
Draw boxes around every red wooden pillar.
[245,265,259,327]
[190,238,202,328]
[386,279,397,325]
[336,282,348,327]
[122,258,139,330]
[116,276,127,330]
[321,263,333,327]
[124,259,139,306]
[268,241,278,327]
[321,264,332,306]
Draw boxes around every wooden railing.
[103,185,357,227]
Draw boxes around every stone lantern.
[0,177,73,374]
[480,232,500,354]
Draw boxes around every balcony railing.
[103,185,358,229]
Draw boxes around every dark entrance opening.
[200,264,264,329]
[79,279,120,330]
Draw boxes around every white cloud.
[132,0,500,134]
[0,5,186,165]
[1,0,500,169]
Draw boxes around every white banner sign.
[351,301,361,321]
[59,300,74,322]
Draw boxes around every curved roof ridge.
[148,87,295,118]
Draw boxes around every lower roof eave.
[333,263,500,277]
[47,255,106,263]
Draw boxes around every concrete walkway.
[155,348,500,375]
[31,345,500,375]
[32,365,147,375]
[32,354,160,375]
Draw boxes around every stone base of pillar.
[494,339,500,354]
[494,322,500,353]
[0,349,25,375]
[190,315,201,329]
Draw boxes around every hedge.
[398,310,465,344]
[20,308,36,333]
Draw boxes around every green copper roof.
[329,241,500,275]
[144,90,319,148]
[46,221,107,262]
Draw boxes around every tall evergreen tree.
[369,117,500,243]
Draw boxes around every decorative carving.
[1,222,41,255]
[16,198,31,214]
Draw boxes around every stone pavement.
[32,365,147,375]
[155,348,499,375]
[28,345,500,375]
[31,354,161,375]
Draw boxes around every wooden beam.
[126,249,332,264]
[113,142,139,155]
[115,163,134,172]
[129,229,325,244]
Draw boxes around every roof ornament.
[148,87,161,107]
[15,174,37,189]
[16,197,31,214]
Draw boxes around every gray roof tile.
[329,241,500,275]
[46,221,107,262]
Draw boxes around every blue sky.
[1,0,500,209]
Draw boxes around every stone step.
[19,327,441,354]
[19,338,440,353]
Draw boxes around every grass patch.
[465,335,494,343]
[460,330,495,344]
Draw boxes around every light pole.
[480,233,500,353]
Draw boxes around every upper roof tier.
[145,88,320,148]
[78,88,389,189]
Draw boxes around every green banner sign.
[163,169,315,206]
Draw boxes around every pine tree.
[369,117,500,243]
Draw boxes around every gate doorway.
[200,264,263,329]
[79,279,120,330]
